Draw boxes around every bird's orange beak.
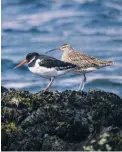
[45,48,61,54]
[13,59,28,69]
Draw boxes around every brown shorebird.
[45,44,114,91]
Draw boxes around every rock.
[1,86,8,93]
[1,86,122,151]
[42,135,68,151]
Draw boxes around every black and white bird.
[14,52,77,91]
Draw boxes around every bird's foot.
[77,88,84,92]
[41,88,50,93]
[37,88,48,94]
[42,88,48,91]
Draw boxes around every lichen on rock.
[1,86,122,151]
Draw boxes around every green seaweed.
[2,122,23,133]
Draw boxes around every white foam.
[2,21,23,30]
[57,74,122,86]
[4,82,33,89]
[3,73,122,90]
[105,2,122,11]
[31,36,64,42]
[17,10,81,26]
[77,27,122,36]
[73,0,95,3]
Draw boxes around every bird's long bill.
[13,59,28,69]
[45,48,60,54]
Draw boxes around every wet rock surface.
[1,86,122,151]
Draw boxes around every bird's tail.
[94,59,114,69]
[99,60,114,68]
[105,61,114,66]
[106,61,114,66]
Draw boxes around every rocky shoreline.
[1,86,122,151]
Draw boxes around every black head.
[26,52,39,62]
[13,52,40,69]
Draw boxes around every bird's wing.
[68,51,113,69]
[39,57,77,70]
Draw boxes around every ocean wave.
[2,0,122,97]
[3,73,122,89]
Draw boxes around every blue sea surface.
[2,0,122,96]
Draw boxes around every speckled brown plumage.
[45,44,114,91]
[62,50,114,72]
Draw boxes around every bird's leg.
[43,77,55,91]
[78,73,86,91]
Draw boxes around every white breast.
[85,67,97,72]
[73,67,97,74]
[28,59,74,79]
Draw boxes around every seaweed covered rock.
[1,86,122,151]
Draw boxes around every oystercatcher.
[14,52,77,91]
[46,44,114,91]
